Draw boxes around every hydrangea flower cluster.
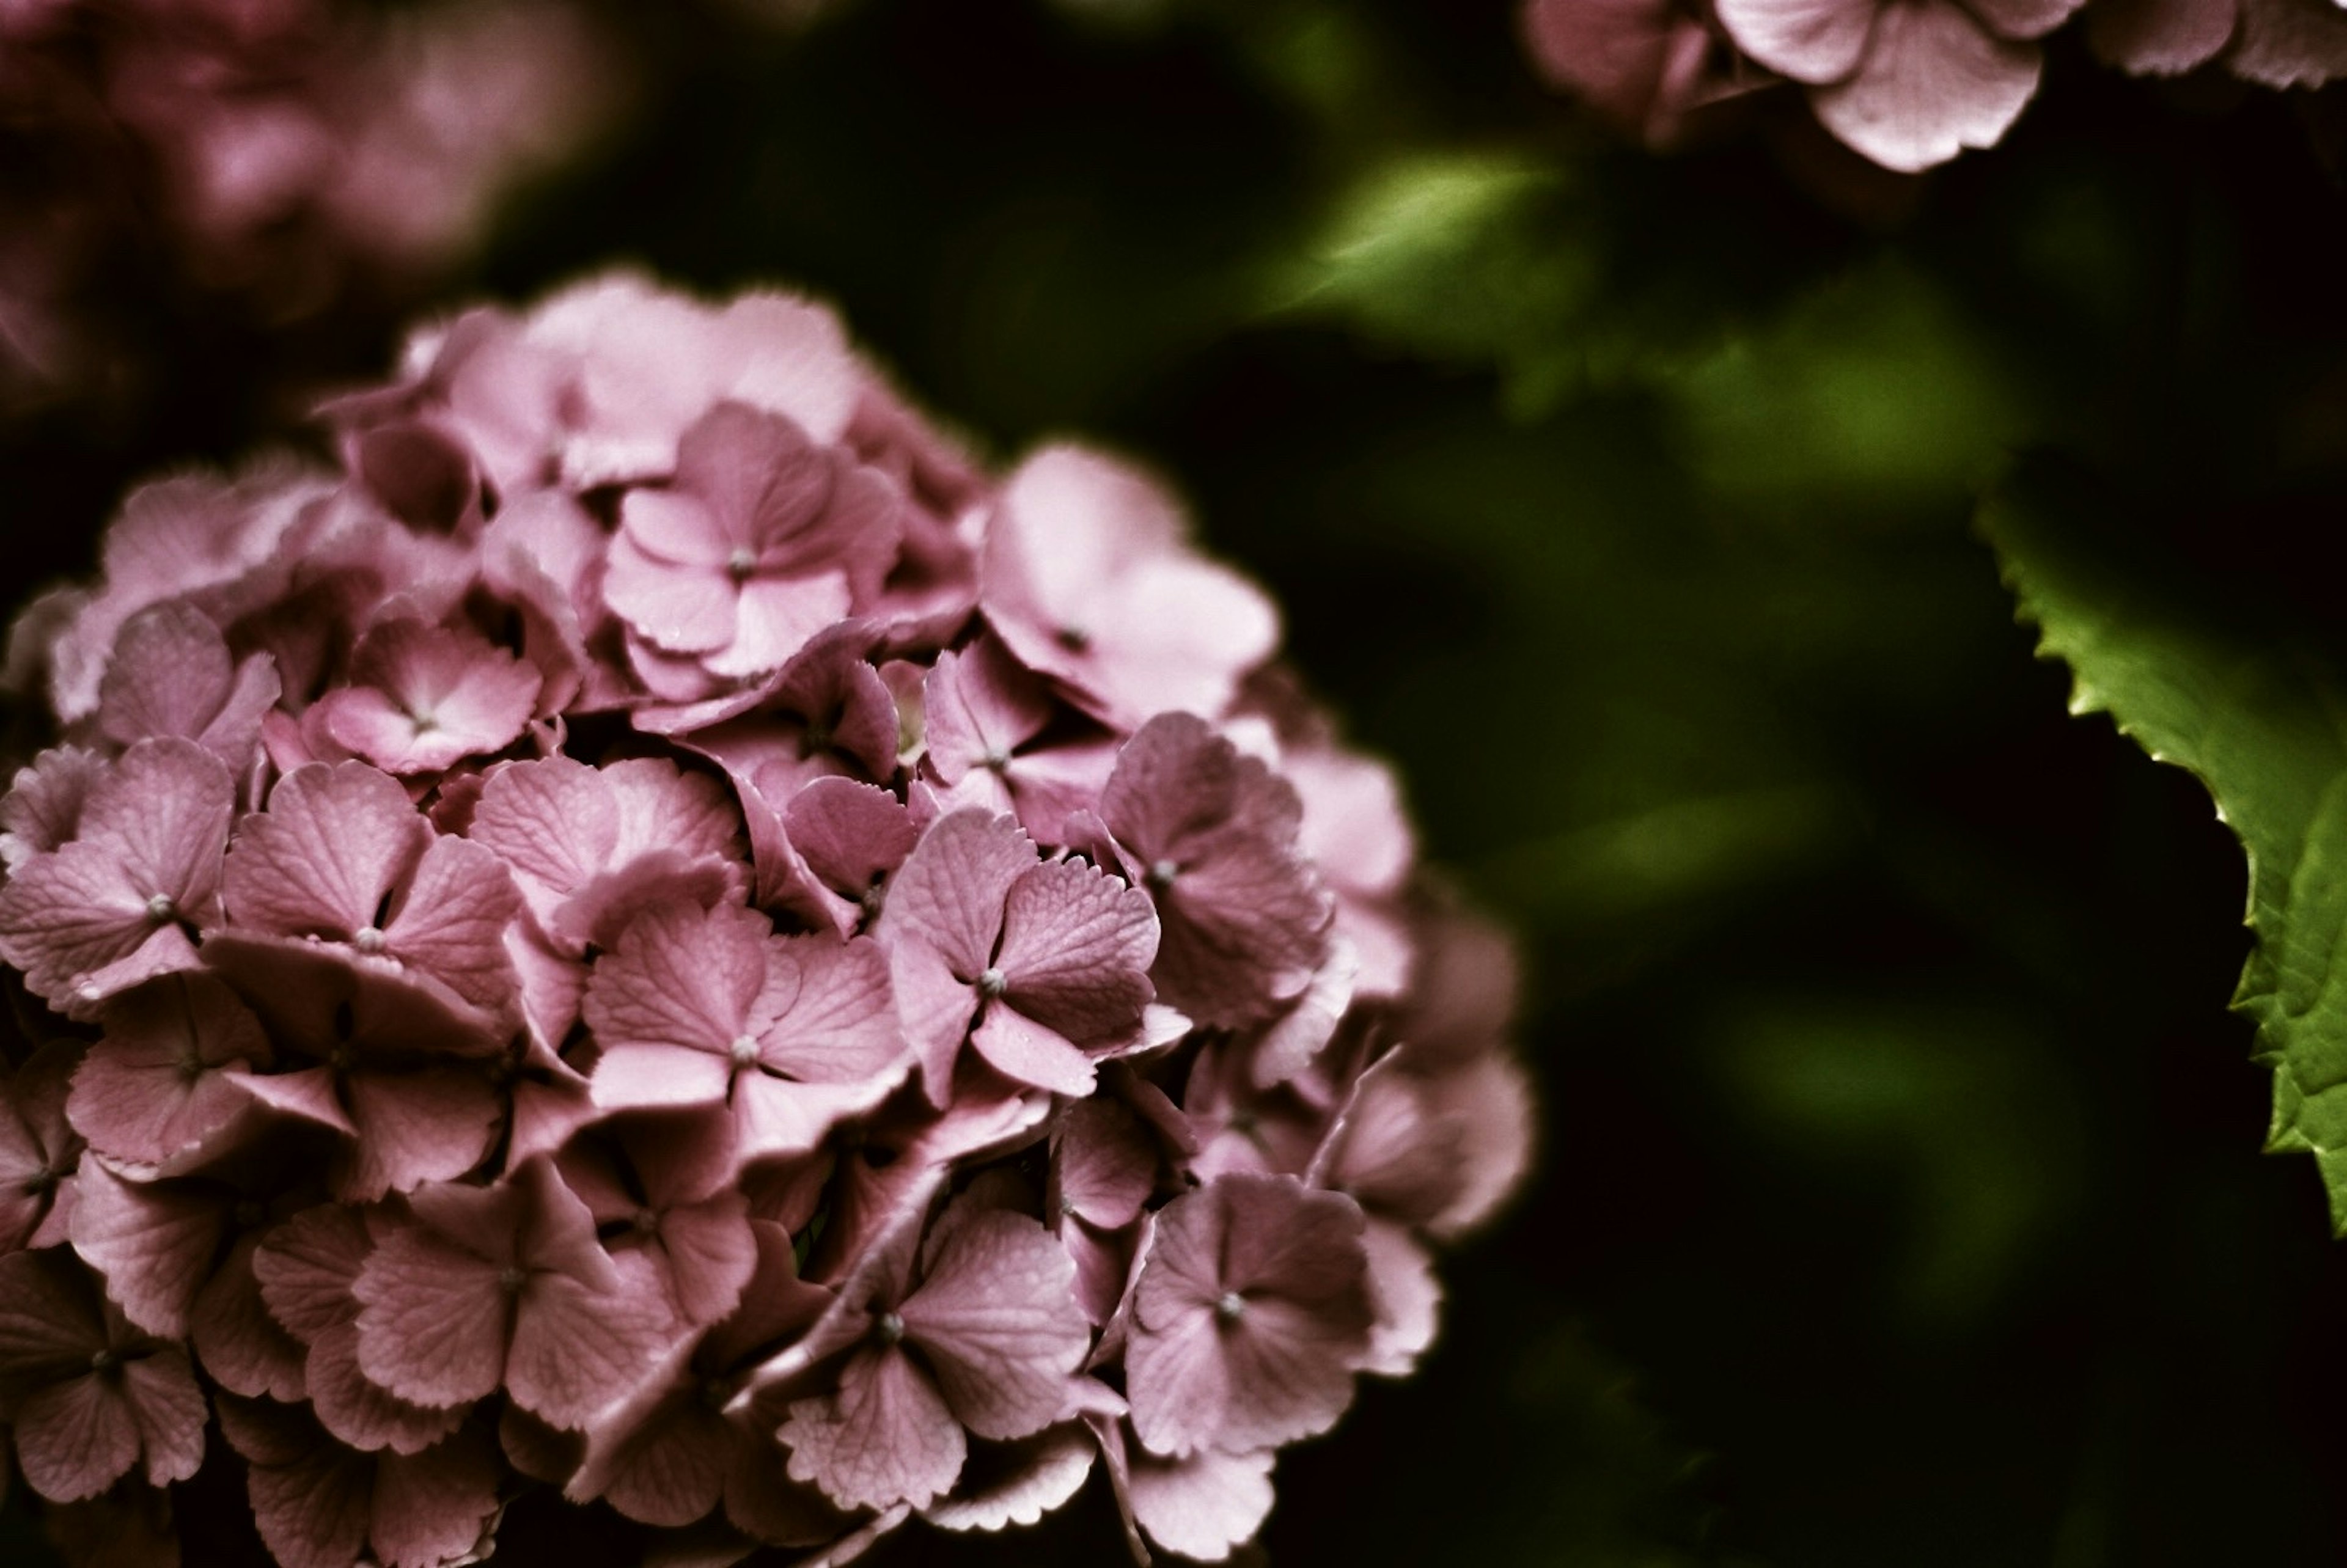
[0,0,608,408]
[0,272,1533,1566]
[1522,0,2347,172]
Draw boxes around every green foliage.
[1985,462,2347,1231]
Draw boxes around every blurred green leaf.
[1985,461,2347,1233]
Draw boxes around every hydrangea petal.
[780,1344,964,1513]
[1808,0,2041,172]
[897,1207,1089,1442]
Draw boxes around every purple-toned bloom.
[0,271,1532,1565]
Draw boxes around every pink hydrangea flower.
[0,271,1532,1565]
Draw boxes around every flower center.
[1214,1291,1247,1325]
[873,1310,906,1347]
[1146,859,1179,893]
[980,748,1011,774]
[631,1207,661,1237]
[353,925,387,956]
[976,967,1007,1000]
[89,1348,117,1373]
[498,1266,528,1295]
[144,893,177,923]
[1055,625,1090,653]
[727,547,758,582]
[729,1035,761,1068]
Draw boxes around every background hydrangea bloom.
[0,271,1532,1566]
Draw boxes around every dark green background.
[9,1,2347,1561]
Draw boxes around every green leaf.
[1984,462,2347,1231]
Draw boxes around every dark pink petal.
[780,1344,964,1512]
[252,1203,370,1345]
[226,1401,373,1568]
[1714,0,1876,81]
[1807,0,2040,171]
[67,1163,223,1339]
[886,938,980,1104]
[369,1426,505,1568]
[785,777,917,923]
[377,833,523,1013]
[881,810,1032,978]
[504,1268,675,1429]
[1249,940,1357,1090]
[351,1224,510,1409]
[923,1424,1095,1534]
[579,1390,734,1527]
[222,762,428,940]
[647,1194,759,1328]
[189,1235,307,1402]
[337,1064,505,1203]
[70,973,270,1173]
[584,900,770,1061]
[15,1372,143,1501]
[921,639,1052,786]
[898,1206,1089,1442]
[1126,1445,1275,1563]
[1322,1057,1469,1228]
[996,858,1156,1043]
[309,1322,468,1454]
[119,1350,207,1485]
[0,1042,83,1252]
[1051,1098,1158,1231]
[40,1481,183,1568]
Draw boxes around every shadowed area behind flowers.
[8,0,2347,1561]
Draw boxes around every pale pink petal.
[1714,0,1878,79]
[921,639,1052,785]
[469,756,620,906]
[785,777,917,917]
[1356,1218,1441,1377]
[1808,0,2041,172]
[650,1195,760,1328]
[1964,0,2084,38]
[1126,1445,1275,1563]
[780,1344,964,1512]
[731,1067,895,1160]
[1121,1304,1227,1460]
[592,1043,735,1114]
[970,1006,1096,1097]
[897,1206,1089,1442]
[603,522,740,656]
[886,937,979,1102]
[1425,1052,1537,1241]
